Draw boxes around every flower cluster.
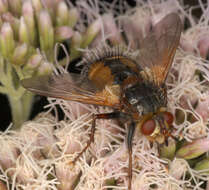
[0,0,103,129]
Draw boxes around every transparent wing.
[21,73,120,108]
[137,13,182,85]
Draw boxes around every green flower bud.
[56,1,69,26]
[71,31,82,47]
[19,17,30,44]
[82,18,101,48]
[69,31,82,60]
[27,54,43,69]
[22,53,42,76]
[22,0,36,46]
[31,0,42,15]
[159,139,176,160]
[55,26,73,42]
[0,22,15,59]
[42,0,56,10]
[8,0,22,17]
[41,0,57,21]
[0,0,8,14]
[2,12,20,39]
[12,43,28,65]
[23,54,43,76]
[105,178,116,187]
[176,138,209,160]
[37,61,53,75]
[38,10,54,52]
[194,157,209,174]
[68,8,79,28]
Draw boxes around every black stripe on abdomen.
[104,58,137,85]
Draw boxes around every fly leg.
[73,111,126,163]
[127,122,136,190]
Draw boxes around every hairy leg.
[73,111,124,163]
[127,122,136,190]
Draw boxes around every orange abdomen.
[87,56,139,89]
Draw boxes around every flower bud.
[56,1,69,26]
[41,0,57,10]
[0,22,15,59]
[37,61,53,75]
[12,43,28,65]
[71,31,82,48]
[19,17,30,44]
[197,34,209,59]
[56,162,80,190]
[169,159,188,180]
[0,0,8,14]
[194,157,209,174]
[31,0,42,14]
[2,12,20,39]
[0,138,20,171]
[176,138,209,159]
[68,8,79,28]
[69,31,82,60]
[26,54,42,69]
[22,0,36,46]
[38,10,54,52]
[82,18,101,48]
[41,0,57,21]
[106,178,116,187]
[55,26,73,42]
[159,139,176,160]
[8,0,22,17]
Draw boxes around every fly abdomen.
[104,58,138,85]
[87,56,139,89]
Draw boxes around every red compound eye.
[141,119,156,135]
[163,112,174,125]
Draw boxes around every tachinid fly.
[21,13,182,190]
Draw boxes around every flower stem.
[8,91,33,130]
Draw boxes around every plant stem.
[8,91,33,130]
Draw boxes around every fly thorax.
[124,82,167,114]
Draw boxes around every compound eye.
[163,112,174,125]
[141,119,156,135]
